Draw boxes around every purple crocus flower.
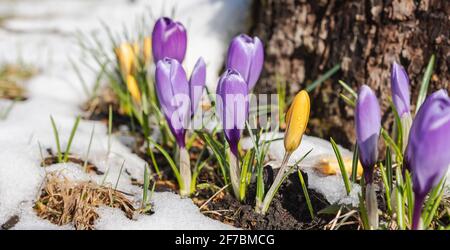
[189,57,206,116]
[155,57,206,147]
[152,17,187,63]
[405,89,450,229]
[391,62,411,117]
[355,85,381,184]
[216,69,249,156]
[226,34,264,90]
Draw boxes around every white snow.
[0,0,248,230]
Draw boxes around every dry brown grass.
[34,172,136,230]
[0,63,38,100]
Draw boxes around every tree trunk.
[251,0,449,148]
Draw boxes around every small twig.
[199,184,230,211]
[329,206,342,230]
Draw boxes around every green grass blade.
[298,169,314,219]
[196,131,228,184]
[351,142,359,182]
[330,137,351,195]
[148,145,161,179]
[379,162,392,214]
[107,105,113,156]
[423,177,446,228]
[142,164,150,209]
[395,167,405,229]
[63,116,81,162]
[388,97,404,150]
[50,115,62,163]
[404,170,414,224]
[358,193,370,229]
[148,138,183,190]
[416,54,435,114]
[239,149,253,202]
[83,124,95,172]
[114,160,126,191]
[339,93,356,107]
[381,128,403,164]
[385,147,393,190]
[338,80,358,98]
[306,64,341,92]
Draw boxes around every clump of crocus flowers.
[114,39,152,109]
[352,60,450,230]
[216,33,264,199]
[153,17,206,197]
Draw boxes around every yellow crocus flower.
[114,43,135,77]
[143,37,152,64]
[284,90,310,153]
[126,74,141,104]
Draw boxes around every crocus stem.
[179,146,191,197]
[227,147,241,199]
[259,152,291,214]
[365,183,379,229]
[412,195,424,230]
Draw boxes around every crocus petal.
[126,75,141,104]
[115,43,135,77]
[284,90,310,153]
[189,57,206,116]
[226,34,264,90]
[406,89,450,229]
[155,58,190,147]
[406,90,450,197]
[216,69,249,155]
[152,17,187,63]
[391,62,411,117]
[355,85,381,183]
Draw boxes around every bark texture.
[251,0,449,147]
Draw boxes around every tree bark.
[251,0,449,147]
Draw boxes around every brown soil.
[194,168,333,230]
[41,149,104,175]
[82,87,141,133]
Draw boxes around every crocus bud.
[226,34,264,90]
[405,90,450,229]
[189,57,206,116]
[391,62,411,117]
[216,69,249,156]
[143,36,152,64]
[355,85,381,184]
[152,17,187,63]
[284,90,310,153]
[155,58,190,147]
[115,43,135,77]
[126,75,141,104]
